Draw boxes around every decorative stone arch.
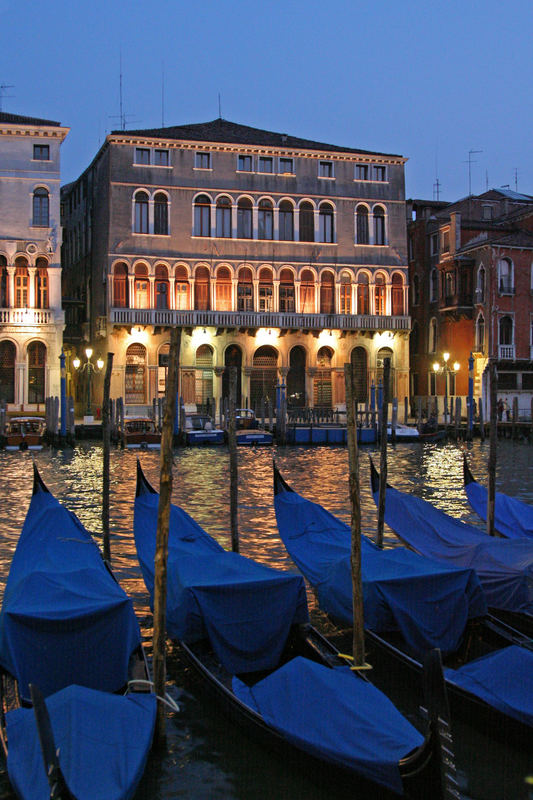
[27,339,47,404]
[222,343,243,407]
[350,345,369,402]
[112,261,129,307]
[125,342,147,405]
[314,345,334,407]
[287,344,307,407]
[250,345,279,408]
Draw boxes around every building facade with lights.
[61,119,411,415]
[408,189,533,414]
[0,112,69,410]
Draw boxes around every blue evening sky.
[1,0,531,201]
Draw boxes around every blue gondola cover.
[233,657,423,794]
[134,489,308,674]
[0,486,141,701]
[275,488,486,659]
[372,480,533,614]
[7,685,156,800]
[465,478,533,540]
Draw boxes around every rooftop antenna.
[486,170,489,191]
[218,93,222,119]
[433,146,440,200]
[465,149,483,196]
[109,51,137,131]
[0,83,15,112]
[514,168,518,192]
[161,60,165,128]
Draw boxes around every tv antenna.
[0,83,14,112]
[433,177,441,201]
[161,60,165,128]
[218,92,222,119]
[465,149,483,196]
[109,52,138,131]
[514,168,518,192]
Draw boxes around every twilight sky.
[1,0,531,202]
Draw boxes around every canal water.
[0,439,531,799]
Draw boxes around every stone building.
[0,112,69,409]
[408,189,533,415]
[61,118,410,416]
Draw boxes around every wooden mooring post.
[487,360,497,537]
[376,359,390,549]
[102,353,113,563]
[228,367,239,554]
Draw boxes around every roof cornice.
[0,124,69,142]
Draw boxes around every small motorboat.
[235,408,273,445]
[4,417,45,451]
[387,422,445,443]
[184,414,225,445]
[120,416,161,449]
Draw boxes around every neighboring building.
[61,118,410,416]
[408,189,533,415]
[0,112,69,410]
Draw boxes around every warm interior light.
[97,359,104,370]
[73,357,81,370]
[443,352,450,363]
[453,361,460,372]
[85,347,93,359]
[433,362,440,372]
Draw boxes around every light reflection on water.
[0,440,532,798]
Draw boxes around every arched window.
[299,202,314,242]
[477,266,485,303]
[134,264,149,308]
[0,256,7,307]
[287,345,306,407]
[113,262,129,307]
[251,345,278,407]
[0,340,15,403]
[315,346,333,407]
[430,268,438,302]
[499,316,513,347]
[14,258,29,307]
[222,345,242,406]
[444,269,456,299]
[194,195,211,237]
[216,197,232,238]
[412,274,420,306]
[374,273,386,315]
[258,200,273,240]
[237,267,253,311]
[356,206,369,244]
[134,191,149,234]
[216,266,232,311]
[237,198,252,239]
[155,264,169,309]
[340,272,352,314]
[279,268,295,312]
[175,265,190,309]
[373,206,385,245]
[35,258,49,309]
[195,344,214,410]
[498,258,513,294]
[300,269,315,314]
[319,203,334,243]
[125,343,146,404]
[391,273,404,315]
[350,346,368,402]
[357,273,369,315]
[429,318,437,353]
[154,192,168,235]
[475,314,485,352]
[278,200,294,241]
[319,271,334,314]
[33,188,49,227]
[28,341,46,403]
[194,265,210,310]
[258,267,273,311]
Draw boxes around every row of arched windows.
[131,190,388,245]
[112,263,406,316]
[0,340,46,404]
[0,257,49,308]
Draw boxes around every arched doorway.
[28,341,46,404]
[287,346,306,407]
[125,343,146,404]
[377,347,394,398]
[251,346,278,408]
[195,344,214,412]
[222,345,243,407]
[350,347,368,402]
[0,341,16,403]
[314,347,333,407]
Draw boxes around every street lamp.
[73,347,104,422]
[433,352,460,425]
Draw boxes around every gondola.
[370,457,533,637]
[0,464,157,800]
[274,461,533,747]
[463,455,533,540]
[134,461,457,799]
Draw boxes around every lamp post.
[433,352,460,426]
[73,347,104,423]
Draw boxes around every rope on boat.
[336,653,373,670]
[125,679,180,712]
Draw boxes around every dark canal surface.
[0,439,532,799]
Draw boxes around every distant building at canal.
[408,189,533,414]
[0,112,69,410]
[61,118,410,416]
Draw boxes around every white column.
[28,268,36,307]
[273,279,280,312]
[7,267,14,308]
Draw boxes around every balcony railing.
[108,308,411,332]
[0,308,59,325]
[498,345,515,360]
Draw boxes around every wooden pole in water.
[228,366,239,553]
[376,358,390,549]
[102,352,113,563]
[487,359,497,537]
[344,364,365,667]
[153,326,181,746]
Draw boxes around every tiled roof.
[112,118,400,158]
[461,229,533,252]
[0,112,61,127]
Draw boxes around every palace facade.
[61,119,411,415]
[0,112,69,409]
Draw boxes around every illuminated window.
[300,269,315,314]
[155,264,169,309]
[374,274,386,315]
[113,263,129,307]
[125,343,146,404]
[215,266,232,311]
[357,273,369,314]
[391,273,403,315]
[279,268,295,312]
[320,271,334,314]
[340,272,351,314]
[237,267,253,311]
[35,259,49,309]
